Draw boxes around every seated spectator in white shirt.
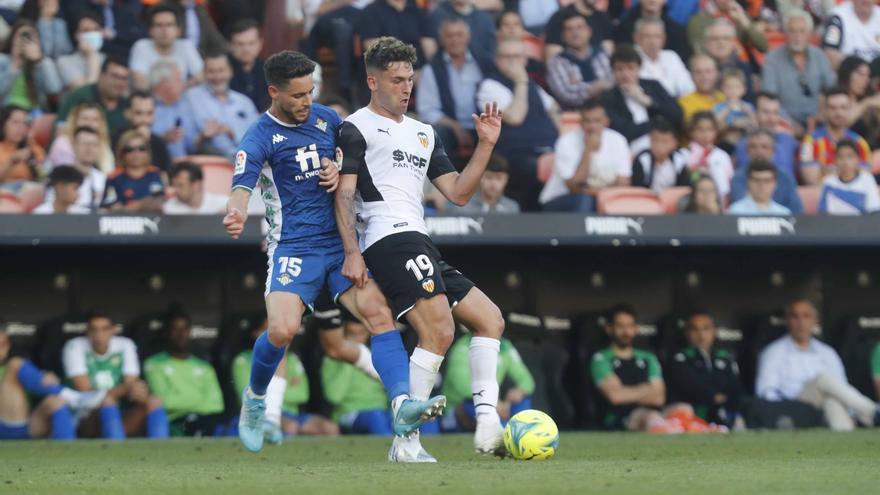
[756,299,880,431]
[686,111,733,199]
[634,18,693,98]
[540,99,630,211]
[623,117,690,193]
[448,155,519,214]
[545,11,612,110]
[33,165,90,214]
[728,160,792,216]
[129,4,204,91]
[184,52,258,159]
[163,161,228,215]
[43,126,106,210]
[56,12,105,92]
[819,138,880,215]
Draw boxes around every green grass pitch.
[2,430,878,494]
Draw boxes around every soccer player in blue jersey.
[223,51,445,457]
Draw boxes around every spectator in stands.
[681,173,723,214]
[432,0,496,63]
[543,0,613,61]
[687,0,767,63]
[321,320,392,435]
[46,101,114,174]
[56,12,105,92]
[728,160,792,215]
[733,93,799,177]
[322,95,351,119]
[601,44,682,150]
[33,165,89,214]
[130,4,204,91]
[839,57,880,150]
[358,0,437,70]
[63,310,169,439]
[730,129,803,213]
[17,0,72,59]
[115,90,171,173]
[822,0,880,70]
[163,161,228,214]
[762,10,836,128]
[235,318,339,438]
[614,0,691,61]
[624,117,689,193]
[477,38,558,211]
[144,311,224,437]
[101,129,165,212]
[167,0,226,56]
[228,19,268,112]
[150,59,198,160]
[449,154,519,214]
[57,56,130,136]
[539,98,629,212]
[303,1,371,102]
[545,10,613,110]
[416,16,484,159]
[633,18,693,99]
[495,9,543,79]
[800,87,871,185]
[667,311,744,429]
[818,139,880,214]
[679,54,723,125]
[0,328,103,440]
[757,299,880,431]
[687,111,733,199]
[185,52,258,159]
[0,20,62,111]
[0,104,43,182]
[516,0,559,35]
[441,331,534,432]
[63,0,144,56]
[700,20,755,101]
[713,68,756,148]
[46,127,107,210]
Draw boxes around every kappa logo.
[422,279,435,293]
[272,133,287,144]
[417,131,429,148]
[315,118,327,132]
[736,217,796,236]
[585,217,644,235]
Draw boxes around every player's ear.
[366,72,379,92]
[268,85,279,99]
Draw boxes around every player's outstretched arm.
[335,174,368,288]
[432,102,502,206]
[223,188,251,239]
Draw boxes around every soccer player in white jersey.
[335,37,507,461]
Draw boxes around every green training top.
[590,347,663,429]
[872,343,880,379]
[232,351,309,415]
[144,352,224,421]
[441,335,536,410]
[320,356,387,422]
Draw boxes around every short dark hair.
[165,307,191,329]
[838,56,869,89]
[495,10,521,29]
[755,91,779,104]
[835,138,860,156]
[439,14,469,31]
[72,126,99,140]
[264,50,315,88]
[746,159,778,179]
[684,310,715,330]
[203,50,229,64]
[126,90,153,109]
[610,44,641,67]
[48,165,85,186]
[606,303,637,324]
[364,37,418,72]
[148,3,181,27]
[650,116,677,135]
[86,309,113,326]
[823,86,850,100]
[230,18,261,37]
[101,56,129,74]
[486,154,509,174]
[169,162,203,182]
[581,97,605,113]
[688,111,717,134]
[561,10,588,29]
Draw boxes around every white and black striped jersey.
[338,107,456,251]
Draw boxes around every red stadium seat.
[602,195,665,215]
[16,182,46,212]
[596,187,657,213]
[559,112,581,136]
[29,113,56,149]
[179,155,234,196]
[659,186,691,214]
[0,192,25,213]
[536,152,555,183]
[522,33,544,61]
[798,186,821,215]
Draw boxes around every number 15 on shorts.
[276,256,302,286]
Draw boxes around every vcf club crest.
[417,131,429,149]
[421,279,435,293]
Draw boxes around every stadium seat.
[3,320,40,360]
[559,112,581,135]
[798,186,821,215]
[522,33,544,61]
[180,155,234,196]
[28,113,56,149]
[602,195,665,215]
[596,187,657,213]
[36,313,91,374]
[659,186,691,214]
[16,182,46,212]
[536,152,555,183]
[0,192,25,213]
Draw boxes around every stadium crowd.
[1,0,880,214]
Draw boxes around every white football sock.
[469,336,501,424]
[264,375,287,426]
[354,343,380,381]
[409,347,444,400]
[391,394,407,417]
[59,387,80,406]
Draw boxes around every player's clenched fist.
[342,252,369,288]
[223,207,246,239]
[319,157,339,193]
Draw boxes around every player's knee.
[101,395,118,407]
[323,420,340,436]
[43,395,65,412]
[146,395,163,412]
[433,314,455,352]
[473,304,505,339]
[267,317,299,345]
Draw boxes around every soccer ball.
[503,409,559,460]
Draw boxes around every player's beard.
[281,104,310,125]
[610,335,633,349]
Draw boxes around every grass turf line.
[1,430,878,495]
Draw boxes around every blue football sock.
[510,397,533,416]
[50,406,75,440]
[370,330,410,402]
[419,418,440,435]
[352,409,393,436]
[249,331,286,396]
[99,405,125,440]
[17,360,63,396]
[145,408,169,439]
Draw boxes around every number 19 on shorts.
[405,255,434,280]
